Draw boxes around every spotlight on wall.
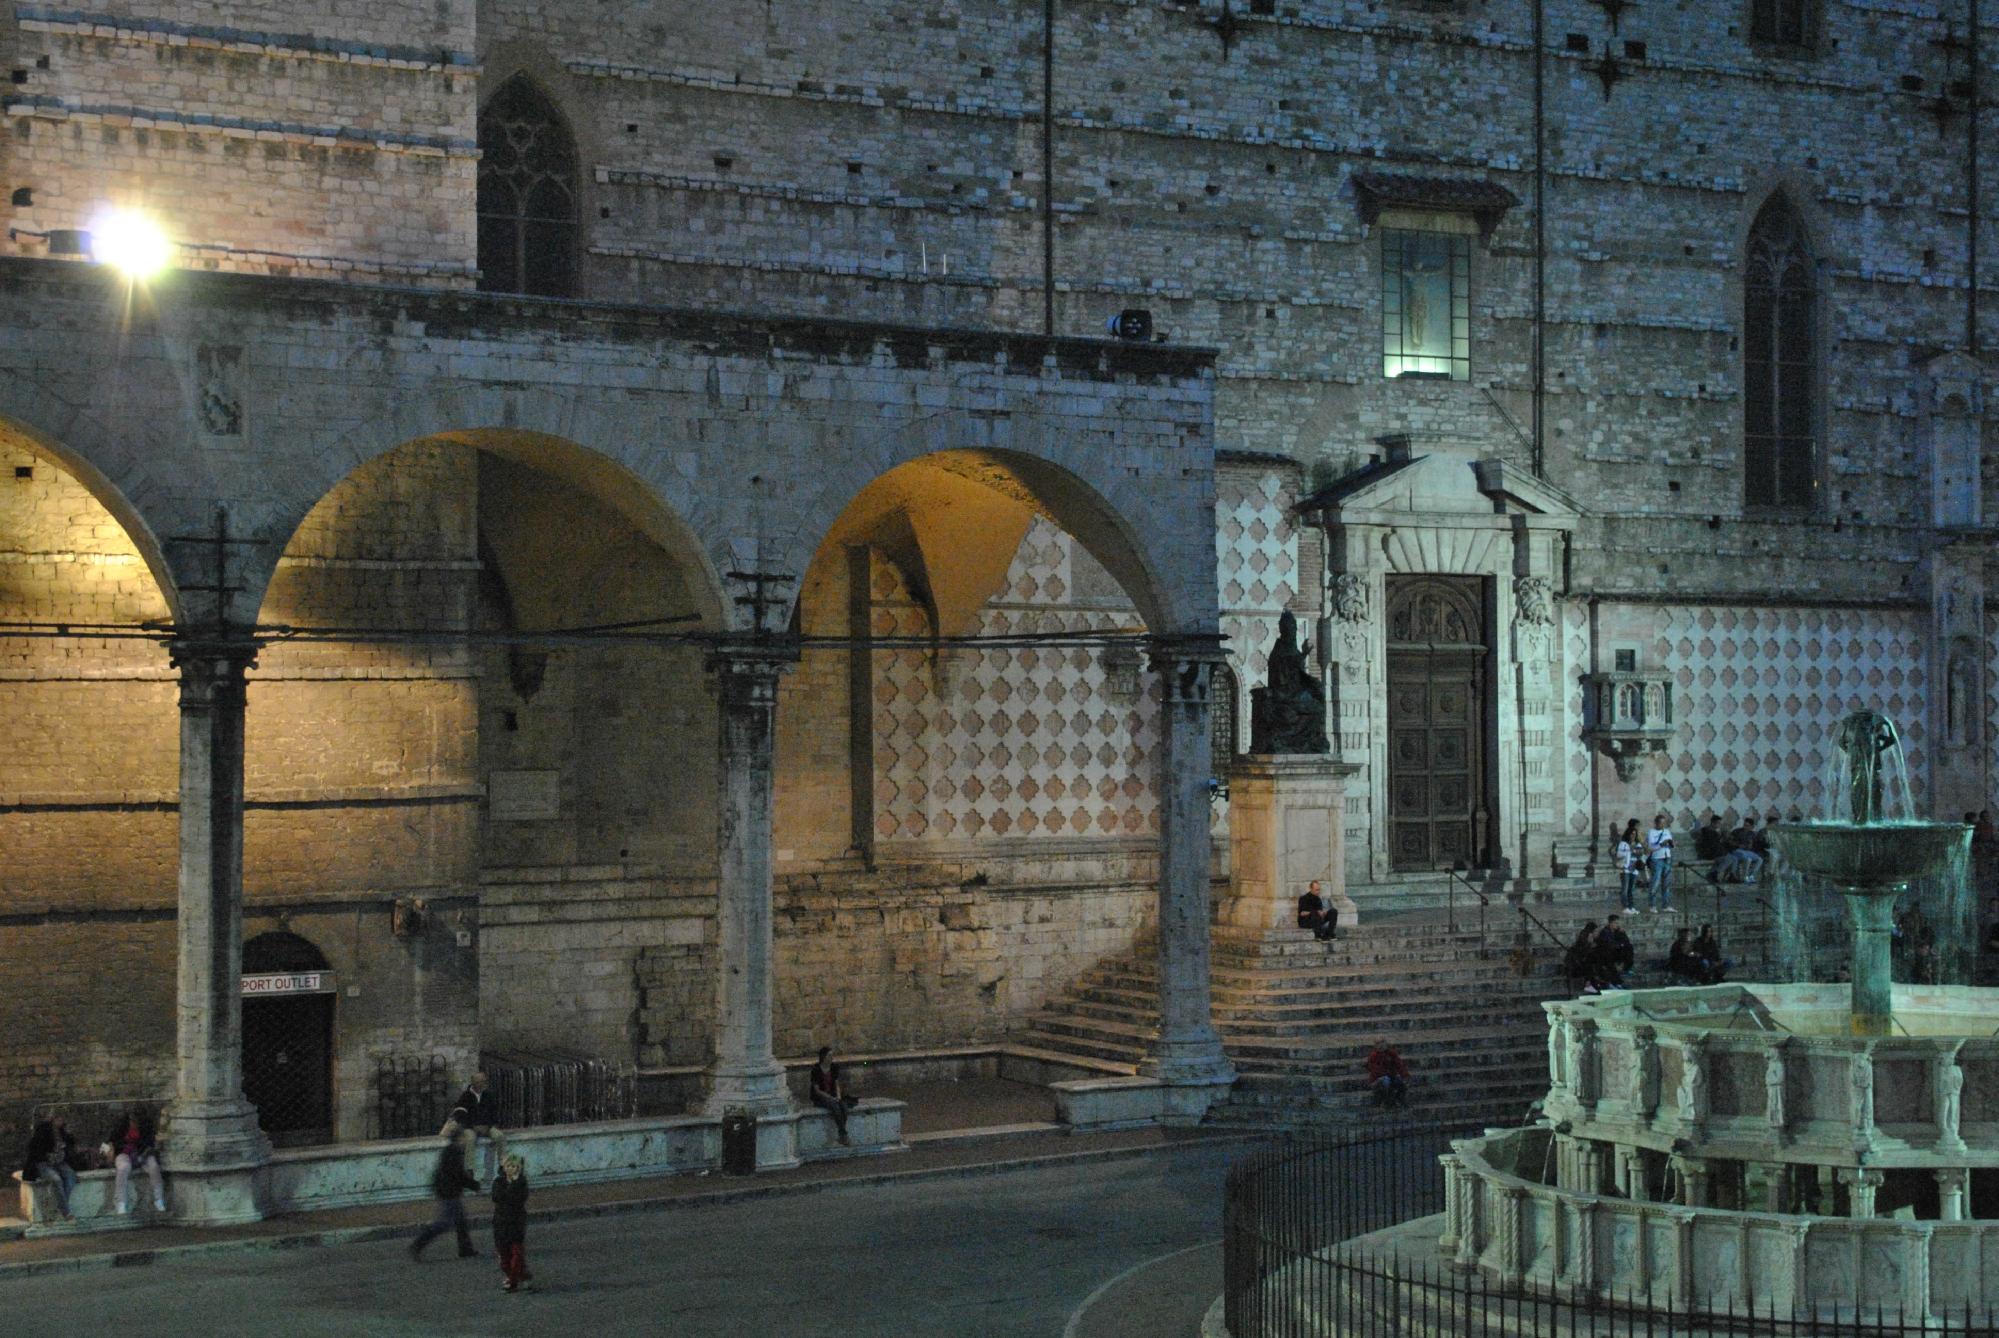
[1106,308,1154,341]
[8,225,91,257]
[89,209,171,280]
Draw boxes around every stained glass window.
[1744,195,1818,509]
[477,78,579,297]
[1382,228,1470,381]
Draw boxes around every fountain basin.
[1770,820,1968,891]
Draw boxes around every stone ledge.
[14,1102,906,1236]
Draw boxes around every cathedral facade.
[0,1,1990,1158]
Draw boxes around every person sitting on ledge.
[102,1108,164,1215]
[21,1113,78,1221]
[1365,1041,1410,1110]
[809,1046,860,1146]
[1296,880,1337,942]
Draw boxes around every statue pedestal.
[1223,754,1361,931]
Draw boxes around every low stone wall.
[1444,1126,1999,1323]
[13,1100,903,1237]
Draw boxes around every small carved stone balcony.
[1580,671,1675,781]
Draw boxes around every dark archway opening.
[241,931,336,1147]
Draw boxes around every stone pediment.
[1301,454,1581,530]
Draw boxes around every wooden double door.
[1385,575,1495,871]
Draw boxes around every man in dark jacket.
[1595,915,1635,984]
[409,1114,480,1260]
[454,1071,502,1178]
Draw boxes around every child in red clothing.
[491,1154,532,1292]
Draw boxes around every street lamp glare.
[91,210,171,280]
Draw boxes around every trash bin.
[721,1110,756,1175]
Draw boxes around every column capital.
[168,630,260,685]
[1144,631,1227,671]
[705,637,800,703]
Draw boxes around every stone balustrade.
[1445,1126,1999,1323]
[1543,983,1999,1171]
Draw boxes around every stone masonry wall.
[1,4,478,281]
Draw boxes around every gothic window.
[1749,0,1812,48]
[1211,663,1240,764]
[477,77,579,297]
[1382,227,1470,380]
[1743,195,1818,509]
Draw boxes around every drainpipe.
[1043,0,1056,337]
[1971,0,1982,354]
[1532,0,1548,477]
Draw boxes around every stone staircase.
[1010,891,1781,1132]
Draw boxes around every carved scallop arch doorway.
[1385,574,1496,871]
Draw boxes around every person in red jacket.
[1366,1042,1410,1110]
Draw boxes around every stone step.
[1052,989,1558,1033]
[1228,1033,1548,1070]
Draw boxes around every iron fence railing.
[1223,1127,1989,1338]
[372,1055,454,1139]
[480,1051,635,1129]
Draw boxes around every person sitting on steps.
[1366,1041,1410,1110]
[1296,880,1337,942]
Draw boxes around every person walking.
[490,1153,532,1293]
[409,1114,480,1261]
[1645,813,1677,912]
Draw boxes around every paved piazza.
[0,1142,1233,1338]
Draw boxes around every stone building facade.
[1,0,1994,1164]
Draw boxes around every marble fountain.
[1440,713,1997,1325]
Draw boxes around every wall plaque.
[489,769,561,821]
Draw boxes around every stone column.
[162,634,269,1224]
[1438,1153,1465,1253]
[1937,1167,1970,1221]
[1618,1147,1648,1202]
[1840,1166,1884,1218]
[1141,637,1235,1093]
[1676,1155,1712,1208]
[701,644,798,1135]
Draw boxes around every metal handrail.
[1446,864,1490,957]
[1516,900,1567,951]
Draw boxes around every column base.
[698,1061,795,1122]
[162,1099,271,1173]
[1140,1029,1238,1094]
[164,1162,268,1226]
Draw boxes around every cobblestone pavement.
[0,1135,1241,1337]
